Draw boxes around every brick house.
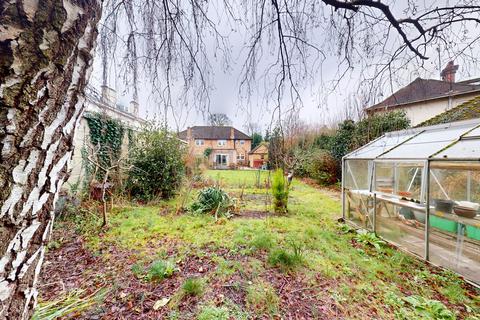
[366,61,480,126]
[178,126,252,168]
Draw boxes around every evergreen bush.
[271,169,288,214]
[126,127,186,200]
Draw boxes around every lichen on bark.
[0,0,101,318]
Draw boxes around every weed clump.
[354,231,386,251]
[146,260,177,282]
[246,280,279,316]
[182,277,204,296]
[267,240,305,271]
[190,186,234,218]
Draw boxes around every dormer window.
[217,139,227,146]
[195,139,204,146]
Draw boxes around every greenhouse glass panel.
[375,198,425,258]
[346,131,416,159]
[463,126,480,138]
[344,191,374,230]
[374,161,424,200]
[379,125,473,159]
[428,161,480,284]
[433,139,480,159]
[344,160,370,191]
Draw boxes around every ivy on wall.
[84,112,125,179]
[127,128,135,151]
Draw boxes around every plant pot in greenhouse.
[453,206,478,219]
[399,207,414,220]
[430,215,458,233]
[398,191,412,197]
[433,199,454,213]
[466,226,480,241]
[413,211,426,223]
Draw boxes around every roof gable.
[178,126,251,140]
[368,78,480,111]
[249,143,268,154]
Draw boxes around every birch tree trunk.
[0,1,101,318]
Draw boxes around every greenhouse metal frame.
[342,119,480,285]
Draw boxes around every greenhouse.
[342,119,480,284]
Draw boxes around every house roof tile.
[178,126,251,140]
[367,78,480,111]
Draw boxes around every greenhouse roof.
[345,118,480,160]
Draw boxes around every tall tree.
[0,1,101,318]
[208,113,232,126]
[252,133,263,149]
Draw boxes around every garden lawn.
[37,170,479,319]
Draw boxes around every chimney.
[187,127,192,141]
[101,85,117,106]
[441,61,459,83]
[129,100,139,117]
[230,127,235,140]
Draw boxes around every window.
[195,139,204,146]
[240,140,245,145]
[217,139,227,146]
[237,153,245,160]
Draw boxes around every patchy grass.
[246,279,280,316]
[37,170,480,319]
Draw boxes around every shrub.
[126,127,186,200]
[306,149,338,185]
[146,260,177,282]
[190,186,234,218]
[246,280,279,316]
[271,169,288,214]
[293,148,338,185]
[353,111,410,149]
[182,278,204,296]
[328,111,410,179]
[329,119,356,162]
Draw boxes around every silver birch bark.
[0,0,101,318]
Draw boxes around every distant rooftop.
[367,61,480,112]
[178,126,251,140]
[367,77,480,112]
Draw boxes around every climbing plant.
[203,147,212,158]
[127,128,135,151]
[84,112,125,180]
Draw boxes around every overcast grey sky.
[88,0,480,133]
